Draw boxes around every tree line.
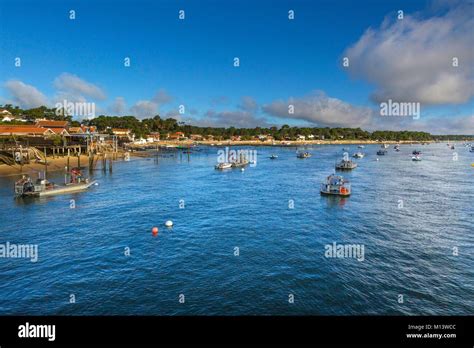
[1,105,472,141]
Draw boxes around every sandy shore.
[0,155,92,177]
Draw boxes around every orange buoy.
[152,227,158,236]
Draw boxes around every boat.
[231,160,249,168]
[470,146,474,153]
[14,168,96,197]
[231,152,250,167]
[352,152,364,159]
[215,162,232,170]
[451,145,455,150]
[412,155,422,161]
[320,174,351,197]
[382,144,389,149]
[269,154,278,159]
[296,151,311,158]
[335,158,357,170]
[412,150,421,155]
[358,145,365,149]
[377,150,387,155]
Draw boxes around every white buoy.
[165,220,173,227]
[94,182,99,186]
[241,168,245,172]
[376,158,379,161]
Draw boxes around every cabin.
[168,131,186,140]
[0,125,55,137]
[35,119,69,130]
[148,132,160,141]
[190,134,203,141]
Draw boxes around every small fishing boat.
[470,146,474,153]
[231,160,249,168]
[215,162,232,170]
[335,158,357,170]
[412,155,422,161]
[412,150,421,155]
[451,145,455,150]
[269,154,278,159]
[320,174,351,197]
[377,150,387,155]
[352,152,364,159]
[14,168,96,197]
[382,144,389,149]
[296,151,311,159]
[358,145,365,149]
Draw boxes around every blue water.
[0,143,472,315]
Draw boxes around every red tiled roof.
[0,125,53,135]
[36,120,68,128]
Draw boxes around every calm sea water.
[0,143,472,315]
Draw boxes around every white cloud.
[109,97,127,115]
[54,73,106,101]
[262,90,374,128]
[344,1,474,105]
[152,89,173,104]
[130,100,158,118]
[238,96,258,112]
[4,80,48,108]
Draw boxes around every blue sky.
[0,0,473,133]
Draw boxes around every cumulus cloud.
[130,100,158,118]
[183,109,271,128]
[262,90,374,128]
[54,73,106,101]
[4,80,48,108]
[344,1,474,105]
[238,96,258,112]
[152,89,173,104]
[109,97,127,115]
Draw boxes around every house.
[50,128,70,136]
[307,134,315,140]
[230,135,241,141]
[149,132,161,141]
[112,128,132,138]
[297,135,306,141]
[167,131,186,140]
[36,119,69,130]
[190,134,203,141]
[68,127,85,134]
[1,115,16,122]
[0,125,55,137]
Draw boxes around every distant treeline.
[1,105,472,141]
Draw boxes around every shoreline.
[0,155,92,178]
[0,140,460,177]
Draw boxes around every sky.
[0,0,473,134]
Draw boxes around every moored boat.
[320,174,351,197]
[269,154,278,159]
[352,152,364,159]
[335,158,357,170]
[296,151,311,158]
[215,162,232,170]
[14,168,96,197]
[377,150,387,155]
[412,155,422,161]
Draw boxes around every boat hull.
[21,181,97,197]
[320,190,350,197]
